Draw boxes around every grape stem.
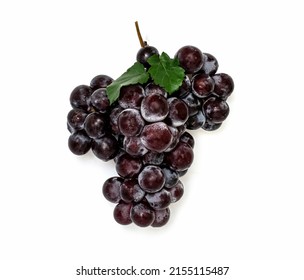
[135,21,147,48]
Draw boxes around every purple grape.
[167,97,189,127]
[145,189,171,210]
[203,96,229,123]
[143,151,164,166]
[213,73,234,100]
[67,109,88,132]
[102,176,123,203]
[141,94,169,122]
[175,45,205,74]
[92,134,119,161]
[186,110,206,130]
[165,142,194,172]
[120,178,145,203]
[201,120,222,131]
[173,75,191,98]
[192,73,215,99]
[200,53,219,76]
[109,106,123,135]
[123,136,148,157]
[90,74,113,91]
[115,153,142,178]
[114,202,132,225]
[136,46,159,68]
[119,84,144,109]
[140,122,173,153]
[181,92,201,116]
[179,132,195,148]
[90,88,110,112]
[130,203,155,227]
[118,108,145,137]
[70,85,92,111]
[145,83,168,97]
[68,130,91,155]
[151,208,170,227]
[84,112,106,139]
[168,180,184,203]
[138,165,165,193]
[162,166,179,188]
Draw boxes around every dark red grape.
[102,176,123,203]
[151,208,170,227]
[168,180,184,203]
[140,122,173,153]
[130,203,155,227]
[109,106,123,135]
[179,132,195,148]
[201,120,222,131]
[123,136,148,157]
[120,178,145,203]
[67,109,88,132]
[145,83,167,97]
[84,112,106,138]
[162,166,179,188]
[186,110,206,130]
[192,73,214,98]
[203,96,229,123]
[90,74,113,91]
[141,94,169,122]
[165,142,194,172]
[114,202,132,225]
[173,75,191,98]
[136,46,159,68]
[90,88,110,112]
[181,92,201,116]
[118,108,145,137]
[175,45,205,74]
[115,153,142,178]
[146,189,171,210]
[200,53,218,76]
[70,85,92,111]
[92,134,119,161]
[143,151,164,166]
[68,130,91,155]
[119,84,144,109]
[138,165,165,193]
[167,97,189,127]
[213,73,234,100]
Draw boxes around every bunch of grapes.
[67,39,233,227]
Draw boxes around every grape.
[200,53,219,76]
[70,85,92,111]
[90,88,110,112]
[68,130,91,155]
[179,132,195,148]
[162,166,179,188]
[143,151,164,166]
[151,208,170,227]
[186,110,206,130]
[84,112,106,138]
[120,178,145,203]
[114,202,132,225]
[181,92,201,116]
[201,120,222,131]
[141,94,169,122]
[92,134,119,161]
[109,106,123,135]
[130,203,155,227]
[192,73,215,99]
[203,96,229,123]
[140,122,173,153]
[167,97,189,127]
[138,165,165,193]
[175,45,204,74]
[102,176,123,203]
[165,142,194,171]
[146,189,171,210]
[145,83,167,97]
[173,75,191,98]
[90,74,113,91]
[168,180,184,203]
[67,109,87,132]
[115,153,142,178]
[213,73,234,100]
[136,46,159,68]
[119,84,144,109]
[118,108,145,137]
[123,136,148,157]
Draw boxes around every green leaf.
[106,62,149,104]
[147,52,185,94]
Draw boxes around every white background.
[1,0,304,279]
